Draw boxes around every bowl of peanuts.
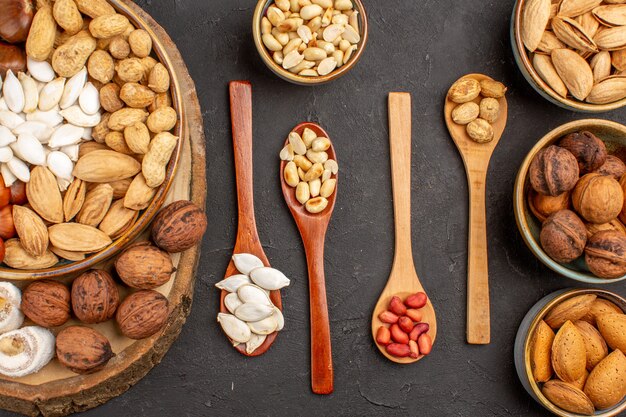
[252,0,368,85]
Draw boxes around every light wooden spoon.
[218,81,282,357]
[371,93,437,364]
[280,122,337,394]
[443,73,508,345]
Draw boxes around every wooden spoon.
[219,81,282,356]
[443,74,508,345]
[280,122,336,395]
[371,92,437,364]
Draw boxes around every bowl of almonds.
[252,0,368,85]
[513,0,626,112]
[0,0,184,279]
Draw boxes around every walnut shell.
[528,189,571,223]
[151,200,207,253]
[559,131,607,173]
[56,326,114,374]
[572,173,623,224]
[540,210,587,263]
[529,146,579,196]
[115,242,175,289]
[585,230,626,278]
[585,219,626,239]
[21,280,70,328]
[116,290,168,339]
[71,269,120,324]
[594,155,626,181]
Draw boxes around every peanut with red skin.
[376,326,390,345]
[409,340,419,358]
[409,323,430,342]
[389,296,407,316]
[378,310,399,324]
[390,324,409,344]
[386,343,411,358]
[405,292,428,309]
[405,309,422,322]
[398,316,414,334]
[418,333,432,355]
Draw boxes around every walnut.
[528,189,570,223]
[56,326,114,374]
[540,210,587,263]
[71,269,119,324]
[21,280,70,328]
[115,242,175,289]
[529,146,579,196]
[151,201,207,253]
[559,131,607,173]
[572,173,623,224]
[594,155,626,180]
[585,230,626,278]
[585,219,626,239]
[116,290,168,339]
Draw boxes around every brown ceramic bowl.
[511,0,626,112]
[0,0,185,280]
[252,0,368,85]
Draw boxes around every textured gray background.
[4,0,626,416]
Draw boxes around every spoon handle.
[302,229,334,394]
[466,167,490,344]
[229,81,261,247]
[388,93,414,265]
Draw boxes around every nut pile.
[0,0,181,270]
[0,200,206,377]
[261,0,361,77]
[375,292,433,359]
[530,294,626,414]
[216,253,289,354]
[447,76,507,143]
[528,130,626,278]
[280,127,338,214]
[521,0,626,105]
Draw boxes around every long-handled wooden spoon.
[371,92,437,364]
[280,122,337,395]
[219,81,282,356]
[443,74,508,345]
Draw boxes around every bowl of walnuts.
[514,119,626,283]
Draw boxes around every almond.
[533,54,569,97]
[586,76,626,104]
[559,0,602,17]
[73,150,141,183]
[544,294,597,328]
[63,178,87,222]
[26,166,64,224]
[76,184,114,227]
[581,298,624,325]
[107,108,149,131]
[542,380,595,415]
[98,199,138,239]
[551,16,598,53]
[551,48,594,100]
[594,25,626,50]
[12,205,48,257]
[574,320,608,370]
[596,313,626,352]
[522,0,552,52]
[124,173,157,210]
[3,239,58,269]
[49,223,112,253]
[584,349,626,410]
[531,320,555,382]
[552,320,587,383]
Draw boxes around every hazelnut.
[528,189,570,223]
[585,219,626,239]
[21,280,70,328]
[585,230,626,278]
[56,326,114,374]
[116,290,169,339]
[115,242,175,289]
[540,210,587,263]
[71,270,120,324]
[151,200,207,253]
[619,174,626,225]
[612,146,626,165]
[572,173,623,224]
[594,155,626,180]
[559,131,607,173]
[529,146,579,196]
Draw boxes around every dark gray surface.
[4,0,626,416]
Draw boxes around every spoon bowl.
[443,73,508,345]
[280,122,337,394]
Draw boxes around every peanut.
[385,343,410,358]
[124,122,150,155]
[390,324,409,344]
[88,50,115,83]
[120,83,156,108]
[417,333,432,355]
[389,296,407,316]
[405,292,428,309]
[409,340,419,359]
[89,14,130,39]
[409,322,430,342]
[108,108,149,131]
[378,311,399,324]
[142,132,178,188]
[116,58,144,83]
[146,106,177,133]
[105,131,133,155]
[128,29,152,58]
[108,36,130,59]
[376,326,391,346]
[75,0,115,18]
[26,5,57,61]
[148,63,170,93]
[405,309,422,322]
[53,0,83,35]
[398,316,414,334]
[52,30,97,77]
[99,83,124,113]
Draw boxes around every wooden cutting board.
[0,2,206,415]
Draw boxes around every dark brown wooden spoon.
[219,81,282,356]
[280,122,337,394]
